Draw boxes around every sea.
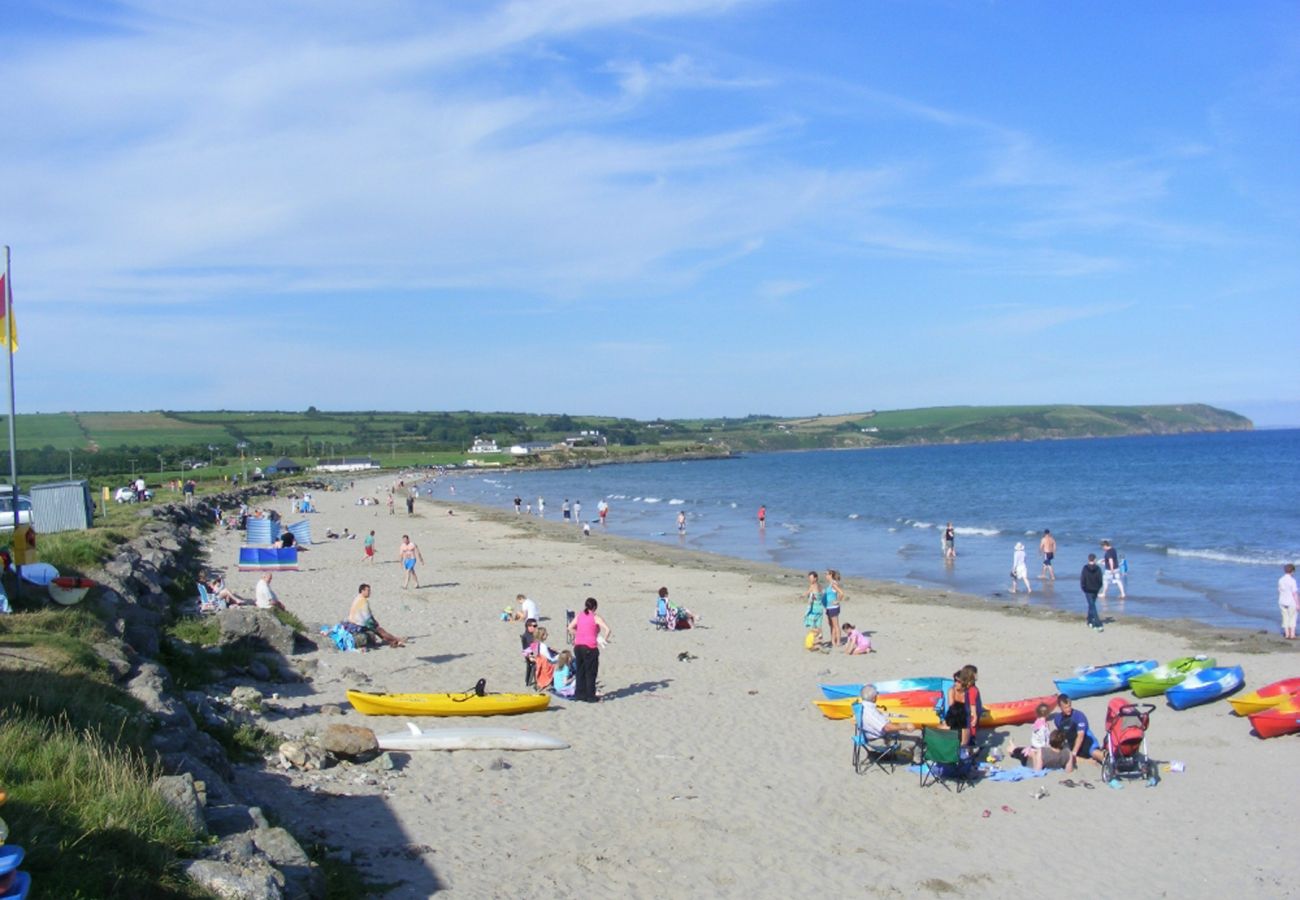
[424,429,1300,633]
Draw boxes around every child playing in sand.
[552,650,576,697]
[841,623,873,654]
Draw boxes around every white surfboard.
[376,721,569,752]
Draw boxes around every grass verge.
[0,611,207,897]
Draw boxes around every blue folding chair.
[852,701,903,775]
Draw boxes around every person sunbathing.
[206,573,246,606]
[344,583,405,649]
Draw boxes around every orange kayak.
[979,694,1058,727]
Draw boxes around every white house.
[468,438,500,454]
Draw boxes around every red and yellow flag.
[0,273,15,352]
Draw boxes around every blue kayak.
[1166,665,1245,710]
[820,677,954,701]
[1054,659,1159,699]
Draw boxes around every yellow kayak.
[347,689,550,717]
[1226,677,1300,717]
[814,691,942,720]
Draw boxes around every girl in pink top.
[566,597,611,701]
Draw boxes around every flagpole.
[4,246,19,599]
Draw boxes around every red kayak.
[1248,696,1300,739]
[979,694,1059,727]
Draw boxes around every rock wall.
[86,492,329,900]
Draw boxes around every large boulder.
[318,723,378,759]
[217,608,296,658]
[182,858,285,900]
[127,662,195,730]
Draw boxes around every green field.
[0,404,1251,482]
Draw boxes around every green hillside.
[0,403,1253,481]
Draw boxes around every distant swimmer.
[1039,529,1056,580]
[943,522,956,560]
[757,505,766,528]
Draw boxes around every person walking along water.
[1081,553,1104,631]
[1039,529,1056,580]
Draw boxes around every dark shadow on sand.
[599,678,673,701]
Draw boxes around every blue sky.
[3,0,1298,423]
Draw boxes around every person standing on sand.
[537,497,545,518]
[1278,563,1298,640]
[514,496,522,515]
[1010,542,1032,594]
[567,597,611,702]
[1099,540,1126,599]
[803,571,826,648]
[1080,553,1104,631]
[823,569,845,646]
[943,522,956,559]
[574,500,582,523]
[1039,529,1056,580]
[363,530,375,564]
[562,499,571,523]
[387,493,395,515]
[398,534,425,589]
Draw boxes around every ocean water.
[430,430,1300,632]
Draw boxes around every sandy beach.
[210,478,1298,898]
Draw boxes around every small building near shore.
[468,437,500,454]
[314,457,380,473]
[509,441,558,457]
[265,457,303,475]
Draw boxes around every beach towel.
[321,623,358,652]
[982,766,1048,782]
[534,655,556,691]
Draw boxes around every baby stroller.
[1102,697,1157,784]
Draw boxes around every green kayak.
[1128,656,1216,697]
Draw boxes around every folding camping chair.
[918,727,973,792]
[851,701,903,775]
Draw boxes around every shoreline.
[208,477,1297,896]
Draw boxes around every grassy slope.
[4,404,1251,461]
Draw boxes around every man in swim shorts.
[398,534,424,589]
[1039,529,1056,580]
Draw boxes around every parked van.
[0,490,34,530]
